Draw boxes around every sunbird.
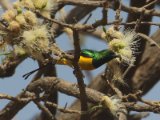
[57,49,118,70]
[23,49,118,79]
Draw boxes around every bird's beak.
[114,54,120,58]
[113,54,122,61]
[115,54,122,61]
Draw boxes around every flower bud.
[2,10,17,22]
[21,0,35,9]
[8,21,20,32]
[32,0,48,9]
[64,28,73,36]
[106,26,124,41]
[16,14,26,26]
[13,1,21,9]
[24,11,38,25]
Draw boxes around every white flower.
[101,95,126,118]
[22,25,50,61]
[107,27,138,65]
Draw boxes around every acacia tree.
[0,0,160,120]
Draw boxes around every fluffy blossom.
[22,25,50,61]
[106,26,138,65]
[101,96,126,118]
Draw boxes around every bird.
[23,49,118,79]
[56,49,118,70]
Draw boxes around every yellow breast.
[78,56,95,70]
[56,56,95,70]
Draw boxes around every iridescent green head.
[92,49,118,68]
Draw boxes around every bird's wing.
[80,49,95,58]
[65,49,95,58]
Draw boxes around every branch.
[27,77,103,104]
[72,30,89,120]
[39,63,58,120]
[0,56,25,77]
[1,77,160,120]
[0,67,43,120]
[58,0,106,7]
[55,0,160,17]
[45,101,81,114]
[52,4,96,37]
[132,29,160,94]
[34,101,55,120]
[125,103,160,113]
[27,77,160,114]
[121,2,159,17]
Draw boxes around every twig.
[143,0,158,8]
[0,93,35,102]
[106,80,123,98]
[134,8,145,31]
[125,102,160,113]
[34,101,55,120]
[138,33,160,49]
[122,65,133,79]
[121,3,160,17]
[34,9,107,32]
[46,101,81,114]
[57,0,106,7]
[101,2,108,25]
[72,30,89,120]
[117,21,160,26]
[83,13,92,24]
[0,55,25,77]
[114,0,122,30]
[139,98,160,107]
[54,0,160,17]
